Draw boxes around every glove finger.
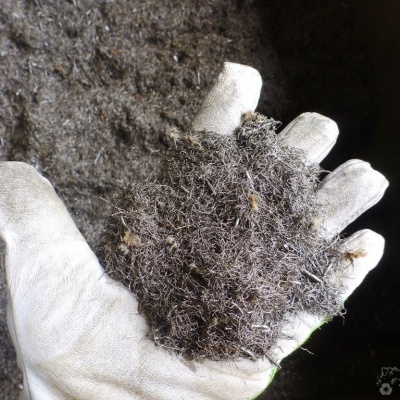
[310,159,388,238]
[333,229,385,302]
[272,230,384,363]
[279,112,339,164]
[271,311,325,363]
[190,62,262,135]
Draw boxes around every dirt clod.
[100,114,346,362]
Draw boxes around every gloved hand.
[0,62,388,400]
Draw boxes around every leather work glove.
[0,62,388,400]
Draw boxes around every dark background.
[263,1,400,399]
[0,0,399,399]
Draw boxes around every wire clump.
[99,113,345,362]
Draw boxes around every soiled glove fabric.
[0,62,388,400]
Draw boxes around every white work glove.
[0,62,388,400]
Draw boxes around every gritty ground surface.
[0,0,385,399]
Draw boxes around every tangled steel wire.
[99,113,346,362]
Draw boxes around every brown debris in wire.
[99,113,346,362]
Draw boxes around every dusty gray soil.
[0,0,382,399]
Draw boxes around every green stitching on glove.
[249,366,279,400]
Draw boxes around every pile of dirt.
[0,0,284,247]
[100,114,345,361]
